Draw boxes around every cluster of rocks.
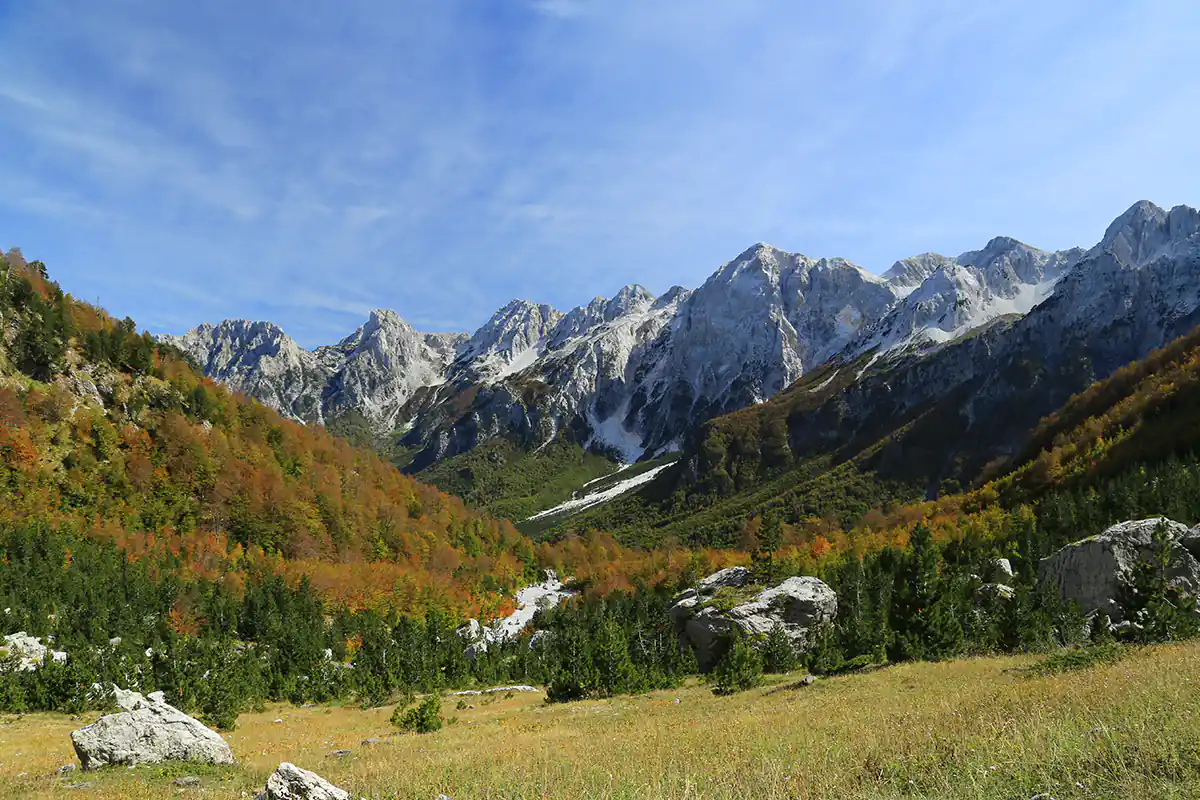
[450,685,538,696]
[457,569,575,659]
[669,566,838,669]
[1,631,67,671]
[63,687,352,798]
[666,516,1200,667]
[974,557,1016,601]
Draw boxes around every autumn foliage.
[0,251,708,616]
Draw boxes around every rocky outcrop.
[70,700,234,770]
[670,568,837,669]
[265,762,349,800]
[1036,518,1200,623]
[458,570,576,659]
[1,632,67,671]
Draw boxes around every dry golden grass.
[2,643,1199,799]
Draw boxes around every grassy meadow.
[2,642,1198,799]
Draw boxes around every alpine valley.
[167,200,1200,539]
[7,201,1200,800]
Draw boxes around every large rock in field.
[71,700,234,770]
[670,569,837,669]
[266,762,349,800]
[1036,517,1200,622]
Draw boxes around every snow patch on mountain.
[525,462,674,522]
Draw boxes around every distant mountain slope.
[169,200,1199,526]
[544,201,1200,546]
[163,311,467,430]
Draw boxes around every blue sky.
[2,0,1199,347]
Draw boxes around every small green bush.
[392,694,444,733]
[711,634,763,695]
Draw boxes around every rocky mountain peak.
[457,299,563,380]
[172,199,1200,473]
[334,308,418,353]
[607,284,655,317]
[883,253,956,296]
[1096,200,1200,268]
[652,285,692,310]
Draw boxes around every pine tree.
[711,633,763,695]
[594,613,639,696]
[761,623,798,673]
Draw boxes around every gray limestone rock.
[1036,517,1200,622]
[70,701,234,770]
[265,762,349,800]
[670,570,837,670]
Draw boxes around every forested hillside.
[0,250,700,616]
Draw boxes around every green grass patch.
[698,584,765,612]
[1025,642,1130,676]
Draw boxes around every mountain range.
[165,200,1200,522]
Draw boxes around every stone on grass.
[70,701,234,770]
[265,762,349,800]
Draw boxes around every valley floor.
[2,643,1199,799]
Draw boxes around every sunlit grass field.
[2,642,1198,799]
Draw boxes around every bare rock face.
[1182,525,1200,560]
[1036,517,1200,622]
[670,569,837,670]
[70,700,234,770]
[265,762,349,800]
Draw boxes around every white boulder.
[266,762,349,800]
[1036,517,1200,622]
[71,700,234,770]
[670,570,837,669]
[988,557,1015,583]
